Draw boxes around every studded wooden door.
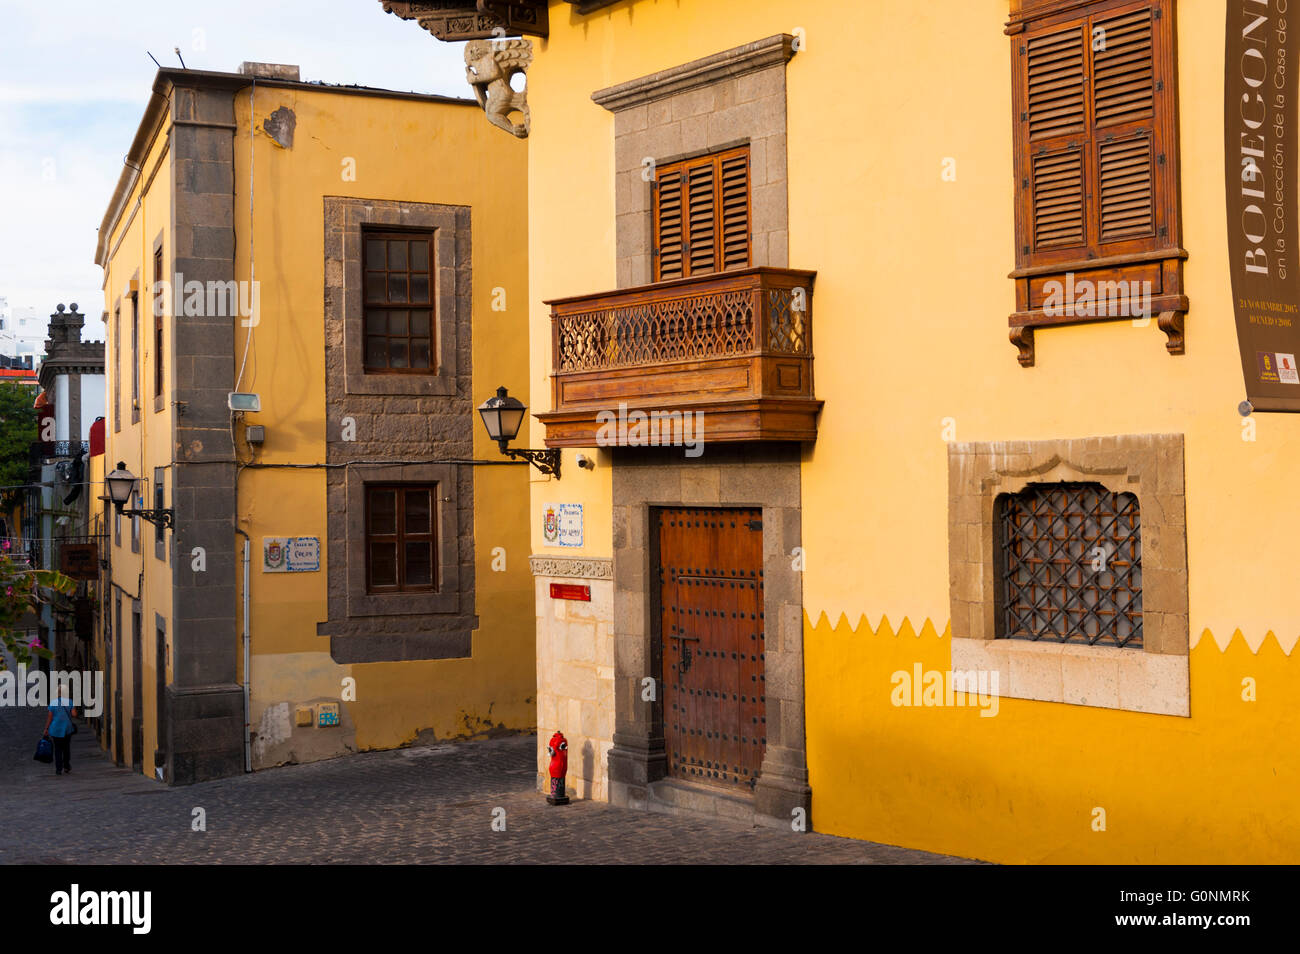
[655,506,765,789]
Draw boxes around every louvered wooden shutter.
[655,168,684,280]
[653,146,750,281]
[1092,5,1156,243]
[720,151,750,269]
[686,162,718,274]
[1014,0,1166,268]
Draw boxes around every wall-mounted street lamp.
[477,386,561,478]
[104,461,174,530]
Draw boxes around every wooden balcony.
[537,267,821,448]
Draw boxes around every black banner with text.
[1227,0,1300,411]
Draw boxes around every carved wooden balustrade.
[537,267,822,447]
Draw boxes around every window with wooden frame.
[652,146,751,282]
[362,230,435,373]
[1006,0,1185,366]
[113,304,121,433]
[129,292,140,423]
[154,467,166,561]
[365,484,437,593]
[153,247,164,401]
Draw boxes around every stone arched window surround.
[947,434,1189,717]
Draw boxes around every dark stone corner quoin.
[165,80,244,785]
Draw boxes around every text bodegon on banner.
[1227,0,1300,411]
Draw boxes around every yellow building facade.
[381,0,1300,862]
[95,63,534,782]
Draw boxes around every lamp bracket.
[120,507,175,531]
[501,446,561,478]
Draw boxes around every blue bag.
[34,737,53,763]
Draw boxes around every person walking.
[44,688,78,776]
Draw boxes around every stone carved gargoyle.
[464,38,532,138]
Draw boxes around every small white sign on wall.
[542,503,583,548]
[263,536,321,572]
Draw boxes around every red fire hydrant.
[546,730,569,805]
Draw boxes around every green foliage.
[0,381,37,511]
[0,544,74,670]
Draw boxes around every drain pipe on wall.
[235,527,251,773]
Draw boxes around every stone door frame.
[606,445,810,828]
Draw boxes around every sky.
[0,0,473,341]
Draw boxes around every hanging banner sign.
[1227,1,1300,411]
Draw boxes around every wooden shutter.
[1021,20,1089,258]
[1098,135,1153,240]
[1092,5,1156,244]
[1032,148,1086,249]
[1013,0,1169,268]
[655,167,685,280]
[720,151,751,269]
[1026,23,1086,142]
[1092,6,1154,128]
[686,162,718,274]
[653,146,750,281]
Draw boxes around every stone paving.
[0,699,974,865]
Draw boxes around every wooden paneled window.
[1006,0,1185,365]
[362,230,435,373]
[113,304,121,432]
[153,247,164,400]
[154,467,166,561]
[365,484,437,593]
[130,292,140,422]
[652,146,751,281]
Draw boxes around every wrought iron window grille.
[995,481,1142,648]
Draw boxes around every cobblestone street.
[0,703,972,864]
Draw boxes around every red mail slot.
[549,583,591,601]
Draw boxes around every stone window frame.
[129,269,141,425]
[947,433,1189,717]
[151,230,166,414]
[324,197,468,397]
[344,463,461,618]
[113,297,121,433]
[594,34,796,289]
[153,466,166,562]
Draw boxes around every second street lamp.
[104,461,174,530]
[477,386,561,478]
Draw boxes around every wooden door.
[655,507,765,789]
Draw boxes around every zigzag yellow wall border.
[805,613,1300,864]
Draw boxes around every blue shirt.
[48,698,74,738]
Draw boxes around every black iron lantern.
[103,461,174,530]
[477,386,528,452]
[476,386,560,478]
